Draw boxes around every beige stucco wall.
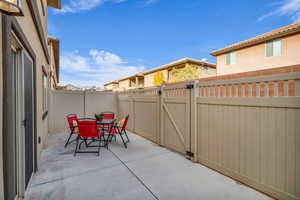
[105,83,118,90]
[217,34,300,75]
[0,13,4,200]
[119,79,130,89]
[199,66,216,78]
[16,1,51,161]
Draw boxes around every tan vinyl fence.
[117,71,300,200]
[49,68,299,200]
[49,90,118,132]
[118,88,161,143]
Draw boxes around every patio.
[25,131,272,200]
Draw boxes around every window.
[42,67,48,119]
[226,52,236,65]
[266,39,282,57]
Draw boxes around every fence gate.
[161,82,193,157]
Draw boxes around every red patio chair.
[65,114,78,147]
[102,112,115,120]
[99,112,116,131]
[108,115,130,148]
[74,119,105,156]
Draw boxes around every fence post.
[159,85,165,146]
[116,92,120,121]
[190,80,198,162]
[83,90,87,118]
[129,91,135,132]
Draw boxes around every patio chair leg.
[65,132,74,148]
[124,130,130,143]
[84,139,88,148]
[119,134,127,148]
[74,136,79,157]
[98,137,101,157]
[79,139,85,149]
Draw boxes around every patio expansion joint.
[108,148,160,200]
[30,160,125,188]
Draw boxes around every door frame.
[2,15,38,199]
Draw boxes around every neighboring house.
[0,1,61,199]
[104,81,119,91]
[143,58,216,88]
[104,58,216,90]
[106,72,144,91]
[211,22,300,75]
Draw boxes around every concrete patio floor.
[25,131,273,200]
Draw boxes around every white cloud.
[144,0,159,5]
[54,0,160,13]
[259,0,300,22]
[60,50,145,87]
[55,0,105,13]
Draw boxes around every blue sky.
[48,0,300,87]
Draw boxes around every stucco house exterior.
[104,81,119,91]
[104,58,216,90]
[143,58,216,88]
[211,22,300,75]
[0,0,61,199]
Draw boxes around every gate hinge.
[186,151,194,157]
[186,84,194,89]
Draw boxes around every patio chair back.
[77,119,99,138]
[102,112,115,120]
[120,115,129,132]
[67,114,78,131]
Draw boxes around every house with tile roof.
[211,22,300,75]
[104,58,216,90]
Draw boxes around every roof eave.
[211,26,300,56]
[143,58,216,75]
[47,0,61,9]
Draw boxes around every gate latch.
[186,151,194,157]
[186,84,194,89]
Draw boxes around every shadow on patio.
[25,131,272,200]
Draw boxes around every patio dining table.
[97,118,116,146]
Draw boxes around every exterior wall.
[217,34,300,75]
[105,84,114,90]
[49,90,118,132]
[0,13,4,200]
[16,1,50,160]
[137,77,144,88]
[119,79,130,90]
[199,65,216,78]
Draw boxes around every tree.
[153,72,165,86]
[169,64,199,83]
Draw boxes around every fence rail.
[117,70,300,200]
[49,66,300,200]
